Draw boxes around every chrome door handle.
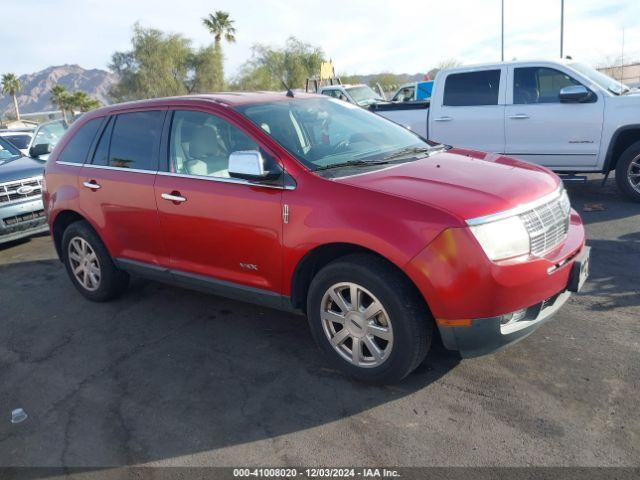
[161,192,187,203]
[83,181,101,190]
[434,116,453,122]
[508,114,530,119]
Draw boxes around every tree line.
[2,9,459,121]
[1,74,101,122]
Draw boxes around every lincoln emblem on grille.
[16,185,36,195]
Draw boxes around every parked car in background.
[0,129,34,156]
[43,93,588,383]
[318,84,387,107]
[373,59,640,202]
[0,137,47,244]
[28,119,68,160]
[390,80,434,102]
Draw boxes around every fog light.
[500,308,527,325]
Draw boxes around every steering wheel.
[332,139,350,153]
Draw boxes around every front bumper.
[438,289,571,357]
[0,196,48,244]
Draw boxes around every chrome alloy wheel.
[628,154,640,193]
[68,237,101,292]
[320,282,394,368]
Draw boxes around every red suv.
[43,93,589,383]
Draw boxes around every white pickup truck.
[373,59,640,201]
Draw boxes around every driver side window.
[514,67,582,104]
[169,110,260,178]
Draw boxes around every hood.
[334,149,560,222]
[0,155,46,183]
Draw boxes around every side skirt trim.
[113,258,299,313]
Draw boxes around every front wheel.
[615,141,640,202]
[307,254,432,384]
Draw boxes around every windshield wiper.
[382,146,433,161]
[314,160,377,171]
[314,146,439,172]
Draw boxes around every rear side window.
[107,111,165,170]
[443,70,501,106]
[57,118,102,164]
[91,117,113,166]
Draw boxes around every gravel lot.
[0,176,638,468]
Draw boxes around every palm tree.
[202,11,236,90]
[69,91,101,112]
[1,73,22,121]
[202,11,236,45]
[51,85,71,123]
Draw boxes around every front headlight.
[469,216,530,261]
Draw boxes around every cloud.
[1,0,638,77]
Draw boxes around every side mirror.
[228,150,276,181]
[559,85,593,103]
[29,143,51,158]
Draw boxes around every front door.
[154,109,284,297]
[78,110,167,265]
[504,66,604,169]
[429,68,506,153]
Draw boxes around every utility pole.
[621,28,625,83]
[501,0,505,61]
[560,0,564,58]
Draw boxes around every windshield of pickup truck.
[346,86,385,105]
[569,62,631,95]
[236,98,432,172]
[0,137,22,163]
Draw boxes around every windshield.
[2,134,32,149]
[236,98,432,172]
[32,121,67,149]
[0,136,22,162]
[569,62,630,95]
[345,86,385,105]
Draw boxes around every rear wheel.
[61,221,129,301]
[615,141,640,202]
[307,253,432,384]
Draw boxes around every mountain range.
[0,65,116,117]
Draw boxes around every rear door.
[504,65,604,168]
[79,109,167,265]
[154,108,284,297]
[430,68,506,153]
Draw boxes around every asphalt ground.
[0,175,638,470]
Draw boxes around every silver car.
[0,137,48,244]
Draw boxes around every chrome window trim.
[81,164,156,175]
[465,186,564,226]
[57,161,296,190]
[157,171,295,190]
[56,161,82,167]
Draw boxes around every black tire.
[61,220,129,302]
[615,141,640,202]
[306,253,432,384]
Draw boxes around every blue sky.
[2,0,639,77]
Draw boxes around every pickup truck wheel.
[307,253,432,384]
[61,221,129,302]
[615,141,640,202]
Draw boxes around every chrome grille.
[519,191,571,256]
[0,177,43,205]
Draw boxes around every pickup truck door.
[504,65,604,169]
[430,68,506,153]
